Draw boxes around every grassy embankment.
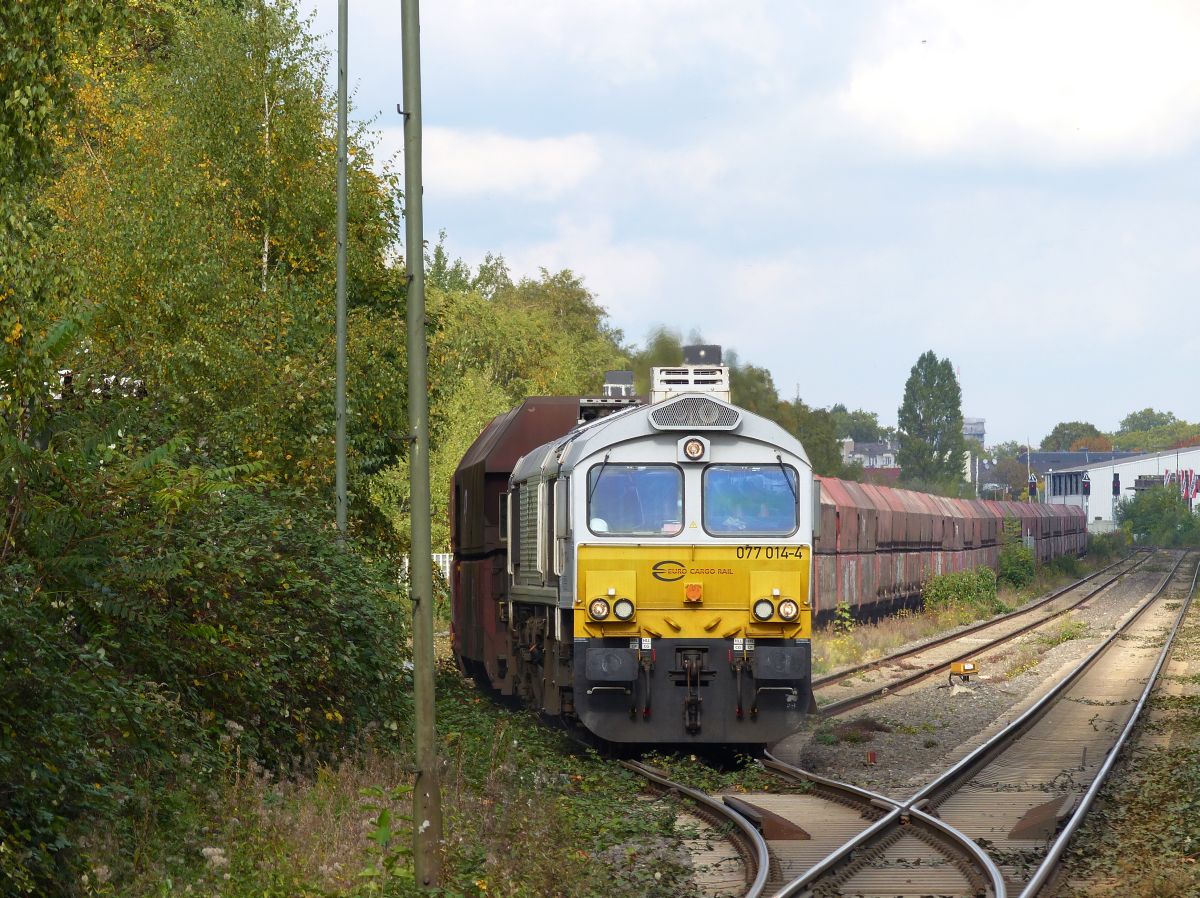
[812,538,1128,678]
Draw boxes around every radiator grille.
[650,396,740,430]
[519,483,539,578]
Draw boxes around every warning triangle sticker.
[689,520,698,529]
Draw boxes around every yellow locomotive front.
[501,362,817,745]
[566,428,816,743]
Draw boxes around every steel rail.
[908,550,1185,807]
[817,550,1154,718]
[763,550,1184,898]
[811,551,1143,691]
[621,759,770,898]
[1017,554,1200,898]
[760,754,1007,898]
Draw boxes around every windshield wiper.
[587,451,612,504]
[775,452,798,503]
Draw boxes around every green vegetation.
[1035,409,1200,456]
[1035,615,1088,648]
[998,519,1035,589]
[896,350,968,492]
[629,327,863,479]
[1041,421,1105,452]
[922,567,1005,618]
[1116,486,1200,547]
[1088,530,1130,562]
[85,666,698,898]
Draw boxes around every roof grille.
[650,396,740,431]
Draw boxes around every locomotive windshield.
[587,464,683,536]
[703,464,799,535]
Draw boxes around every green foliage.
[1040,421,1103,451]
[996,517,1035,588]
[829,404,883,442]
[922,566,1004,617]
[1046,552,1082,579]
[2,438,412,893]
[1119,408,1176,434]
[1110,419,1200,452]
[1088,530,1129,562]
[40,0,407,501]
[897,350,966,485]
[780,398,859,479]
[1035,615,1088,647]
[833,601,855,635]
[984,456,1032,499]
[999,543,1036,588]
[628,327,860,479]
[1116,485,1200,546]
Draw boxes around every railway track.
[811,551,1151,717]
[622,759,770,898]
[658,550,1197,897]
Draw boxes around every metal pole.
[401,0,442,886]
[334,0,348,539]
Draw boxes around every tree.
[1070,434,1114,452]
[1040,421,1102,451]
[1111,420,1200,452]
[990,440,1024,462]
[897,351,966,485]
[830,404,883,442]
[780,398,850,478]
[1116,485,1200,546]
[985,457,1031,498]
[1119,408,1176,434]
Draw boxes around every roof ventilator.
[650,395,740,431]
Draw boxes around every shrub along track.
[811,551,1150,718]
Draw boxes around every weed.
[1005,645,1042,679]
[1036,616,1089,648]
[833,601,855,635]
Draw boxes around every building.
[963,417,986,446]
[841,438,899,469]
[1018,450,1138,477]
[1044,446,1200,532]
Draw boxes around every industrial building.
[1044,446,1200,532]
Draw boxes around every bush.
[1116,486,1200,547]
[999,542,1036,588]
[2,461,412,894]
[922,567,1004,617]
[1046,553,1082,578]
[1088,530,1129,561]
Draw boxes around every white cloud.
[376,126,601,199]
[838,0,1200,161]
[423,0,783,86]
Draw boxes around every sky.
[300,0,1200,446]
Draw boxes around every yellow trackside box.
[575,544,812,641]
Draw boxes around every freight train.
[450,350,1085,745]
[812,478,1086,618]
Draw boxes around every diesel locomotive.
[451,350,817,744]
[450,348,1088,746]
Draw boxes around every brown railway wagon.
[811,478,1086,618]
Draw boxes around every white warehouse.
[1044,446,1200,532]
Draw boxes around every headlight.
[589,598,611,620]
[752,598,774,621]
[613,598,635,621]
[683,437,705,460]
[778,599,799,621]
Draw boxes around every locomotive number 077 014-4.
[735,545,805,560]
